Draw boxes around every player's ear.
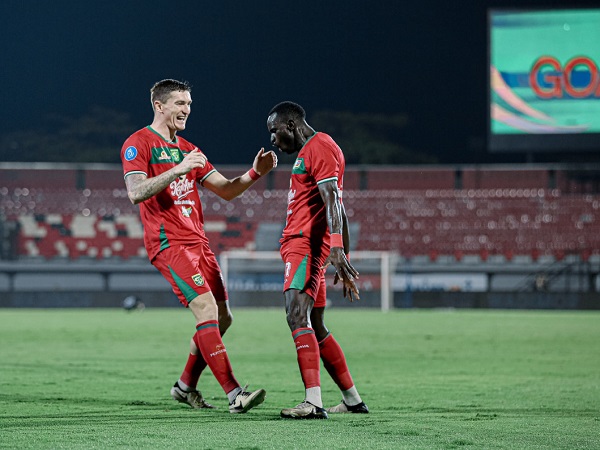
[154,101,163,113]
[287,119,295,130]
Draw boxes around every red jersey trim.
[301,132,319,150]
[200,169,217,184]
[124,170,147,179]
[316,176,338,185]
[147,125,178,144]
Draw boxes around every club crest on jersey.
[181,205,192,217]
[158,150,171,161]
[124,146,138,161]
[192,273,204,286]
[170,149,181,162]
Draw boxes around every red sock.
[194,321,239,394]
[179,351,208,390]
[319,333,354,391]
[292,328,320,389]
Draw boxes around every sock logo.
[296,344,310,351]
[210,344,227,358]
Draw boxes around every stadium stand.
[460,168,549,189]
[1,165,599,262]
[366,167,456,190]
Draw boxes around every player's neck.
[299,125,317,144]
[150,122,177,143]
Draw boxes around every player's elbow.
[215,184,239,202]
[221,192,237,202]
[128,191,142,205]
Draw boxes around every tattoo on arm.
[125,170,180,204]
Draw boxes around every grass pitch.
[0,307,599,449]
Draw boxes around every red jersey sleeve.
[193,160,216,185]
[121,134,151,177]
[306,135,342,185]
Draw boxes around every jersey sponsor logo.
[192,273,205,286]
[291,158,306,174]
[170,176,195,200]
[181,205,192,217]
[286,189,296,224]
[287,189,296,205]
[175,199,195,206]
[124,146,138,161]
[158,150,171,161]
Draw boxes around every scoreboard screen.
[489,8,600,152]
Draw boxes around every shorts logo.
[124,146,138,161]
[285,261,292,279]
[170,149,181,163]
[192,273,204,286]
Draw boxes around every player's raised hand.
[178,149,206,175]
[323,248,360,302]
[253,148,278,176]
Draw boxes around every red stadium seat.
[3,166,599,262]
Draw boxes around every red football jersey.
[121,126,216,260]
[282,132,345,242]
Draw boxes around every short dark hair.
[150,79,192,107]
[268,101,306,121]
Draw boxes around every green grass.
[0,308,599,449]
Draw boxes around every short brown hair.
[150,79,192,108]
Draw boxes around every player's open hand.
[178,149,206,175]
[253,148,278,176]
[323,248,360,302]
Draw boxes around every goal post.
[219,250,399,312]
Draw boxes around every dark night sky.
[1,0,599,164]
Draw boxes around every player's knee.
[188,292,218,322]
[286,310,309,331]
[284,290,312,330]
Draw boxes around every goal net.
[219,250,398,311]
